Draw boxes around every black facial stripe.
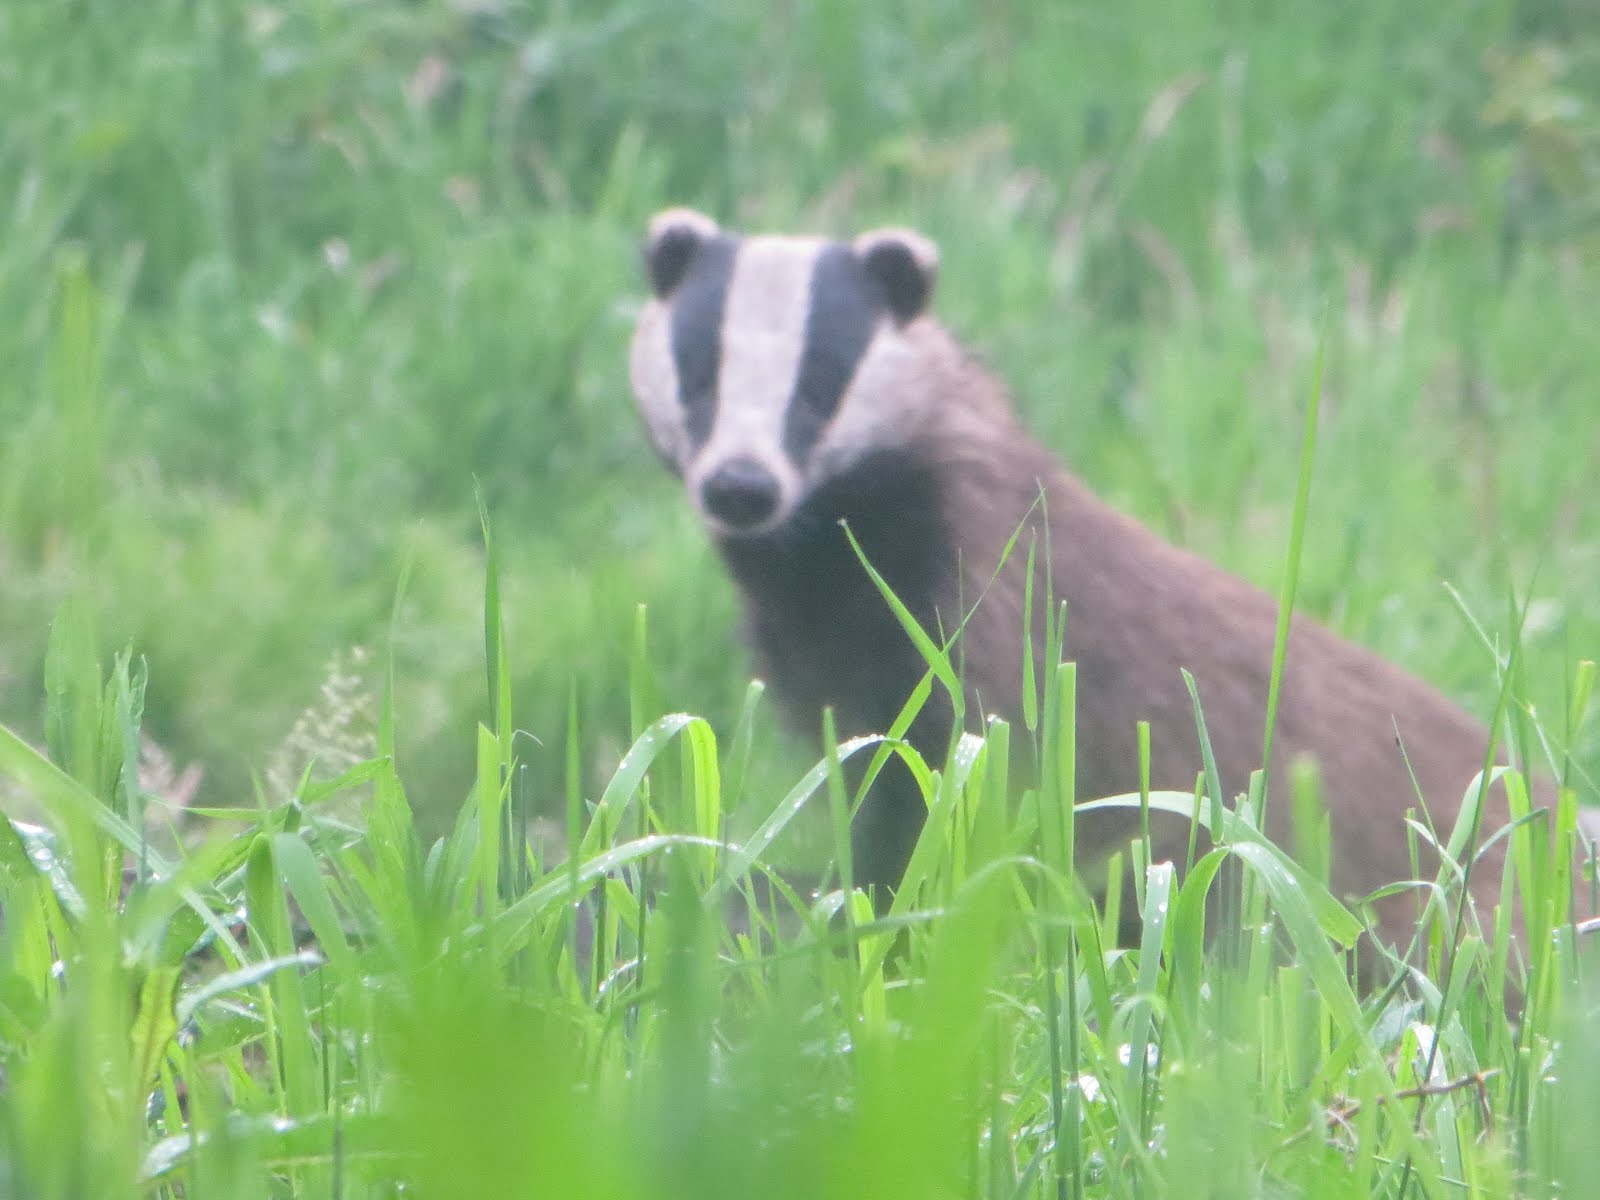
[784,243,883,464]
[669,234,739,451]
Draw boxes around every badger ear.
[853,227,939,324]
[644,208,722,297]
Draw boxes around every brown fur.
[711,317,1593,963]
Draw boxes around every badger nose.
[701,457,781,531]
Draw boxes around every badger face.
[629,208,941,539]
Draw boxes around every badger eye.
[666,236,737,452]
[793,365,848,419]
[680,386,717,448]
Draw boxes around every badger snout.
[700,457,782,534]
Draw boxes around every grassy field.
[2,1,1599,1195]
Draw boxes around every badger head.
[629,208,943,539]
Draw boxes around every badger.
[628,206,1594,961]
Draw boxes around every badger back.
[628,208,965,540]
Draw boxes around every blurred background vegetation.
[1,0,1597,829]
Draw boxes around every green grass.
[0,540,1595,1197]
[1,0,1595,812]
[2,0,1600,1194]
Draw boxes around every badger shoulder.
[624,208,1590,946]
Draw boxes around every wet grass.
[1,1,1599,1194]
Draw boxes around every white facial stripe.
[686,237,826,524]
[809,328,925,480]
[705,237,820,456]
[628,300,685,466]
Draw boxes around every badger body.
[629,207,1587,955]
